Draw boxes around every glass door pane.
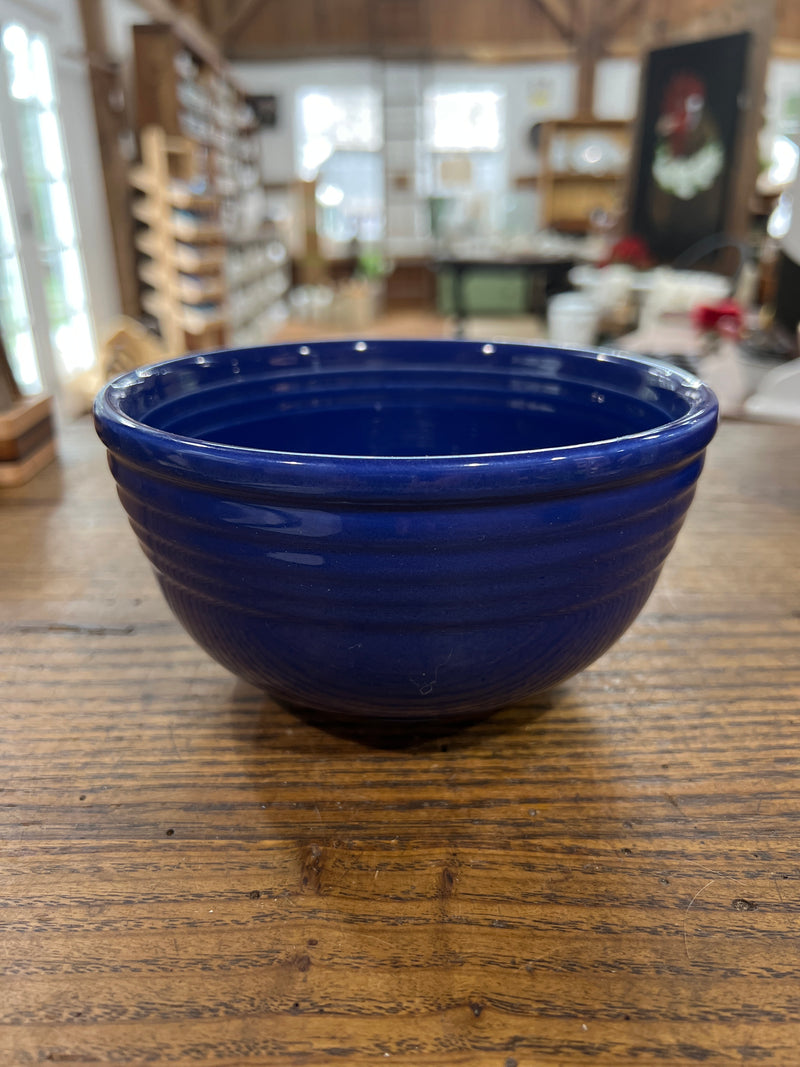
[1,21,94,381]
[0,147,39,392]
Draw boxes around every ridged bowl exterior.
[95,340,718,722]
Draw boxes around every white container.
[744,357,800,424]
[547,292,599,346]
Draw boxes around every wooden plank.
[0,394,51,440]
[226,0,580,59]
[430,0,571,50]
[227,37,576,62]
[138,125,187,354]
[130,0,229,74]
[369,0,427,51]
[602,0,645,36]
[250,0,317,54]
[575,0,603,118]
[314,0,374,50]
[133,24,180,134]
[221,0,265,46]
[0,435,56,486]
[150,0,799,62]
[530,0,575,40]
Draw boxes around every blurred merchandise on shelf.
[130,25,289,353]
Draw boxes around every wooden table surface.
[2,416,800,1066]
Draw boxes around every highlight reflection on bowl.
[94,339,718,724]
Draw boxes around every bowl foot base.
[276,700,501,748]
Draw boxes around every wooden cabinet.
[530,119,632,234]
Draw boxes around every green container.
[436,267,529,316]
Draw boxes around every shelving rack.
[525,118,632,234]
[129,126,226,355]
[130,23,290,353]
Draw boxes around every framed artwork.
[628,33,751,262]
[248,94,279,129]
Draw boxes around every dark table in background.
[2,417,800,1064]
[436,255,574,336]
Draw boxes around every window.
[423,87,506,196]
[422,87,508,245]
[1,22,94,385]
[426,89,503,153]
[0,151,37,391]
[296,87,384,245]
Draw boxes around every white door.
[0,140,38,391]
[0,16,94,397]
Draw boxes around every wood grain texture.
[2,417,800,1065]
[210,0,797,61]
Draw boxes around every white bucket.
[547,291,599,346]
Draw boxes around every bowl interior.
[123,341,702,459]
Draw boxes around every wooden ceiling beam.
[601,0,645,37]
[222,0,265,46]
[195,0,230,40]
[128,0,225,71]
[573,0,604,117]
[530,0,576,43]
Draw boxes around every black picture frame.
[249,94,279,129]
[629,32,751,263]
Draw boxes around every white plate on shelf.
[571,135,627,175]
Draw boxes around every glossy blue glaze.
[94,339,718,723]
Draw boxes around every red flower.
[691,299,743,337]
[599,235,654,270]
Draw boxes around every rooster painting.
[647,71,725,254]
[631,33,750,263]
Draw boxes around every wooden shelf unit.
[130,126,226,355]
[130,23,289,351]
[530,119,632,234]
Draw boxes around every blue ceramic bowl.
[94,339,717,724]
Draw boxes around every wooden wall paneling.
[158,0,799,61]
[222,0,578,61]
[428,0,570,53]
[369,0,429,55]
[314,0,371,49]
[221,0,266,48]
[228,0,325,60]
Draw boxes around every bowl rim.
[94,338,718,503]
